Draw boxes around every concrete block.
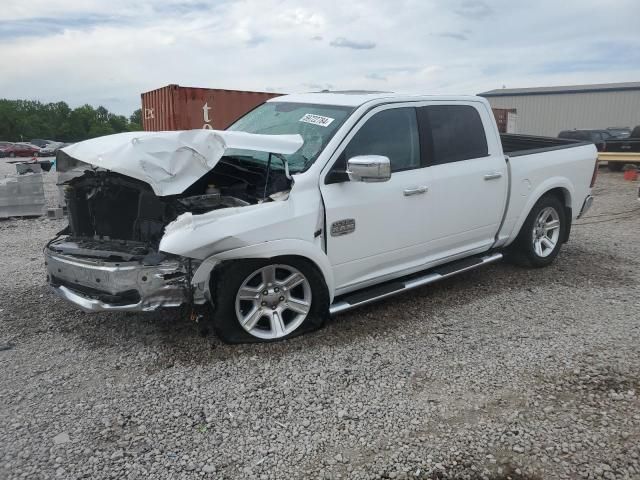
[0,173,46,218]
[16,162,42,175]
[47,208,65,219]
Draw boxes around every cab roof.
[268,91,484,107]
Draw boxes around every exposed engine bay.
[53,157,291,262]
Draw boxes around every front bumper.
[45,248,203,312]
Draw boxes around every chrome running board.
[329,252,503,315]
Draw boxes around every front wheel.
[508,194,567,268]
[210,257,328,343]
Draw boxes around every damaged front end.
[45,130,302,313]
[45,247,198,311]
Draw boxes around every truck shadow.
[4,243,635,367]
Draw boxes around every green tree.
[0,99,142,142]
[129,109,142,131]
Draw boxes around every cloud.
[278,8,325,28]
[366,72,387,81]
[1,0,639,116]
[303,82,335,91]
[438,32,468,41]
[152,1,212,14]
[329,37,376,50]
[454,1,493,19]
[0,15,121,38]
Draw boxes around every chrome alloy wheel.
[532,206,561,258]
[234,264,312,340]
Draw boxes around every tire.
[209,257,329,343]
[507,194,567,268]
[607,162,623,172]
[9,152,15,158]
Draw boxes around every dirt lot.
[1,165,639,480]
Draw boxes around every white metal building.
[479,82,640,137]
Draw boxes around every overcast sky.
[2,0,640,115]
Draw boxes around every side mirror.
[346,155,391,183]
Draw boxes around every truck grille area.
[65,172,176,247]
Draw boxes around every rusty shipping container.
[141,84,282,131]
[492,108,518,133]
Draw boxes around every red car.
[0,143,40,158]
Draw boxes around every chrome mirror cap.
[346,155,391,183]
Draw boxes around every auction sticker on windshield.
[299,113,335,127]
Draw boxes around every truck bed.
[497,133,596,250]
[500,134,589,157]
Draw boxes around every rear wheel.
[607,162,623,172]
[210,257,328,343]
[508,194,567,268]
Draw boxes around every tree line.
[0,99,142,143]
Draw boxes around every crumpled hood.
[60,130,303,196]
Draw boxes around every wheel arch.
[191,239,336,303]
[506,179,574,247]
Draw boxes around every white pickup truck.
[46,92,597,343]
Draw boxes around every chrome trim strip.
[483,172,503,180]
[577,195,594,219]
[492,156,511,248]
[52,285,144,312]
[329,252,503,315]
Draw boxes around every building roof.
[479,81,640,97]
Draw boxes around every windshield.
[226,102,353,173]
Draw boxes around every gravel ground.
[1,164,639,480]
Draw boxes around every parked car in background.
[606,127,632,139]
[39,142,64,157]
[30,138,56,148]
[0,142,40,158]
[558,129,613,151]
[601,125,640,171]
[46,92,597,343]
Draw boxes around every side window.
[342,107,421,172]
[417,105,488,165]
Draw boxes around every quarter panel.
[497,143,596,246]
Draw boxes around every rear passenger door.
[417,102,508,260]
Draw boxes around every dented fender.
[159,198,316,260]
[159,179,332,299]
[191,239,335,303]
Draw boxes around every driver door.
[320,105,431,293]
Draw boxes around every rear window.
[417,105,488,165]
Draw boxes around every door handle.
[484,172,503,180]
[403,186,428,196]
